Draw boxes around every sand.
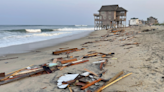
[0,26,164,92]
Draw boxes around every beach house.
[129,18,140,26]
[147,16,159,25]
[93,5,127,30]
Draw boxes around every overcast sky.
[0,0,163,25]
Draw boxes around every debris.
[121,42,139,46]
[112,58,117,60]
[0,64,34,81]
[92,60,106,64]
[61,58,77,64]
[49,63,58,67]
[52,59,57,63]
[97,73,132,92]
[95,71,124,92]
[68,85,73,92]
[81,78,102,90]
[63,60,89,67]
[52,48,78,55]
[42,87,47,89]
[0,72,5,77]
[0,57,18,61]
[84,69,98,77]
[57,74,79,88]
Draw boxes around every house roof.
[131,17,138,19]
[99,5,119,11]
[116,7,127,11]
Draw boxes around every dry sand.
[0,25,164,92]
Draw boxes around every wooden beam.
[81,78,102,90]
[95,71,124,92]
[61,58,77,64]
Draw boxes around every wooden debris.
[75,82,87,87]
[61,58,77,64]
[121,43,140,46]
[84,69,98,77]
[81,78,102,90]
[52,48,78,55]
[0,72,5,77]
[0,64,33,81]
[68,85,73,92]
[97,73,132,92]
[95,71,124,92]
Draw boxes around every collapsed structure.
[93,5,127,30]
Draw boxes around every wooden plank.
[68,85,73,92]
[81,78,102,90]
[61,58,77,64]
[52,48,78,55]
[0,64,33,81]
[84,69,98,77]
[100,73,132,91]
[95,71,124,92]
[0,66,57,85]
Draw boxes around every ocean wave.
[2,28,94,33]
[3,29,54,33]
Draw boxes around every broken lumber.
[0,64,33,81]
[0,72,5,77]
[98,73,132,92]
[68,85,73,92]
[52,48,78,55]
[0,66,57,85]
[95,71,124,92]
[84,69,98,77]
[61,58,77,64]
[81,78,102,90]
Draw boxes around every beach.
[1,26,164,92]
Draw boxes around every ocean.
[0,25,94,48]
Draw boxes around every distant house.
[129,18,140,26]
[93,5,127,30]
[147,16,158,25]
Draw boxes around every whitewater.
[0,25,94,48]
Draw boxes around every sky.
[0,0,163,25]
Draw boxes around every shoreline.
[0,30,93,57]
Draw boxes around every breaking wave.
[2,28,94,33]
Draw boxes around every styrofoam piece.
[81,72,90,76]
[57,74,79,88]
